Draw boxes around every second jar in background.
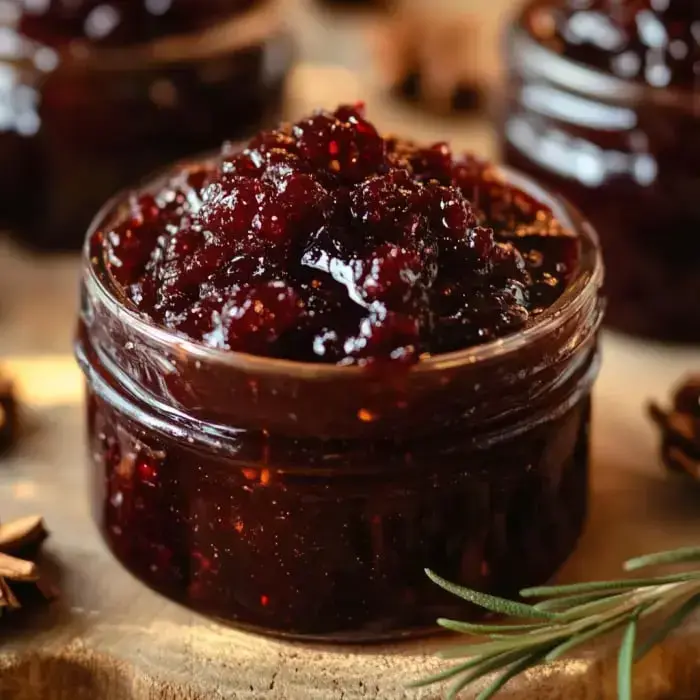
[500,0,699,343]
[0,0,293,251]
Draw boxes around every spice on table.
[0,515,54,615]
[649,375,700,480]
[0,370,19,456]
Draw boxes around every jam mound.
[526,0,698,88]
[102,104,578,365]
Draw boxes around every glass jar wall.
[500,0,699,342]
[76,162,604,641]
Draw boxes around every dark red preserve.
[2,0,292,250]
[102,104,580,365]
[501,0,699,342]
[77,105,604,640]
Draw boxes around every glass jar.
[75,163,604,642]
[2,0,292,251]
[500,0,699,342]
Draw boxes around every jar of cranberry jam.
[76,105,604,641]
[501,0,698,342]
[4,0,292,251]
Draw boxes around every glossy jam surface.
[20,0,255,47]
[3,1,291,250]
[526,0,698,88]
[102,105,578,365]
[503,1,699,342]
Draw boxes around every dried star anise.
[649,375,700,480]
[0,370,19,455]
[0,515,52,614]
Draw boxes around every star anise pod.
[0,515,52,614]
[649,375,700,480]
[0,371,19,456]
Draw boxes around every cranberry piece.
[261,150,310,189]
[221,282,302,354]
[353,243,425,307]
[343,306,421,366]
[174,296,227,347]
[156,170,208,222]
[107,194,162,286]
[273,174,332,241]
[450,154,489,205]
[426,183,479,243]
[293,107,386,184]
[199,177,268,246]
[408,142,454,184]
[163,240,229,297]
[431,282,529,353]
[349,170,439,252]
[200,254,275,299]
[333,103,368,123]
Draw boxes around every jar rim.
[510,1,698,112]
[23,0,282,73]
[83,158,603,383]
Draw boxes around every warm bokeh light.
[3,356,82,407]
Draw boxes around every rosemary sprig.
[412,545,700,699]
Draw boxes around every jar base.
[97,522,586,644]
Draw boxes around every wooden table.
[2,1,700,697]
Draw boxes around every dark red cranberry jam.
[4,0,291,250]
[102,104,579,366]
[20,0,255,47]
[78,105,603,641]
[527,0,698,88]
[502,1,699,342]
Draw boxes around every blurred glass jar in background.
[0,0,293,250]
[500,0,699,342]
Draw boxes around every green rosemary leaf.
[545,611,634,662]
[521,571,700,598]
[418,557,700,700]
[625,546,700,572]
[445,650,536,700]
[476,649,551,700]
[425,569,558,620]
[635,592,700,662]
[617,611,641,700]
[437,618,547,635]
[534,590,613,611]
[639,581,700,619]
[557,592,639,622]
[438,628,568,660]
